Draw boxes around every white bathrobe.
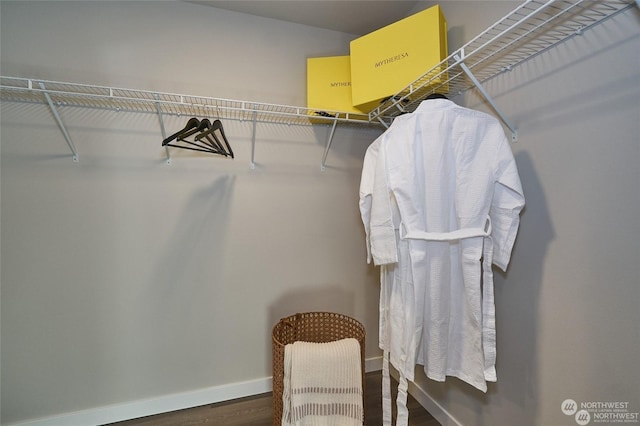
[359,99,525,425]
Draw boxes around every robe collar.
[415,98,455,112]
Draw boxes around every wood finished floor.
[106,371,440,425]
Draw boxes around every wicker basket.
[272,312,366,425]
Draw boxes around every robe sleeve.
[490,137,525,271]
[359,142,377,264]
[367,139,398,266]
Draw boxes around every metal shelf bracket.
[321,117,339,171]
[250,107,258,169]
[154,94,171,165]
[38,82,79,162]
[377,117,390,129]
[454,53,518,142]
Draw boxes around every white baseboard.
[7,356,386,426]
[365,355,383,373]
[6,377,272,426]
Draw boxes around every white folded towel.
[282,338,363,426]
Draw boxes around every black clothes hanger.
[164,118,217,154]
[194,119,225,154]
[162,117,234,158]
[165,136,221,155]
[195,119,234,159]
[194,119,230,157]
[162,117,200,146]
[180,118,211,141]
[313,111,336,118]
[176,118,224,154]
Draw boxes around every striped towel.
[282,338,363,426]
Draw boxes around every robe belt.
[398,216,492,242]
[382,216,497,426]
[401,216,497,380]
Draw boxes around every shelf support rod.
[154,94,171,165]
[321,117,339,171]
[250,107,258,169]
[454,54,518,142]
[377,117,390,129]
[38,82,79,162]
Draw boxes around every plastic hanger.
[194,119,226,155]
[179,118,211,141]
[195,119,234,158]
[162,117,233,157]
[161,117,199,146]
[164,118,218,154]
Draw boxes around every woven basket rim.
[272,311,365,347]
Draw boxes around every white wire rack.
[0,0,634,163]
[0,76,376,167]
[0,76,373,125]
[368,0,635,140]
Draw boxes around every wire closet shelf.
[367,0,635,124]
[0,76,374,127]
[0,0,635,151]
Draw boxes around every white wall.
[409,2,640,426]
[0,2,383,424]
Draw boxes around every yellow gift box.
[350,4,448,112]
[306,55,370,122]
